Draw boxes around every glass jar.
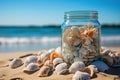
[61,11,101,66]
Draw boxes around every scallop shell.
[71,26,80,37]
[69,61,85,74]
[44,60,53,67]
[50,52,60,61]
[72,71,90,80]
[37,66,50,77]
[55,63,68,75]
[9,58,23,69]
[53,58,63,67]
[91,61,109,72]
[24,56,38,66]
[101,55,113,66]
[23,63,39,74]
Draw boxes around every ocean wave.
[0,36,120,45]
[0,37,61,45]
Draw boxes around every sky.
[0,0,120,25]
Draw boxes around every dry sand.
[0,47,120,80]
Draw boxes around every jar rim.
[64,10,98,19]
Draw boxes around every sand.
[0,47,120,80]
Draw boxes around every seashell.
[24,56,38,66]
[63,29,71,42]
[9,58,23,69]
[91,61,109,72]
[55,63,68,75]
[71,26,80,37]
[101,55,113,66]
[48,48,55,54]
[79,48,89,58]
[37,66,50,77]
[79,26,88,33]
[53,58,63,67]
[44,60,53,67]
[85,45,96,53]
[55,46,62,55]
[39,52,50,63]
[83,65,98,77]
[87,22,94,28]
[63,54,74,66]
[50,52,60,61]
[69,61,85,74]
[74,57,82,62]
[37,50,47,56]
[86,29,94,37]
[23,63,39,74]
[72,71,90,80]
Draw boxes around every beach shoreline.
[0,47,120,80]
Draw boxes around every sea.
[0,26,120,53]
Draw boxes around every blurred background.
[0,0,120,52]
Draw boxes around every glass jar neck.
[64,11,98,20]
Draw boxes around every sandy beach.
[0,47,120,80]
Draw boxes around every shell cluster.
[101,47,120,66]
[62,23,100,65]
[8,46,120,79]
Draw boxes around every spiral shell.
[9,58,23,69]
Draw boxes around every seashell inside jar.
[62,23,100,66]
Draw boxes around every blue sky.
[0,0,120,25]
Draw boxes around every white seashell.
[48,48,55,54]
[55,63,68,75]
[37,66,50,77]
[72,71,90,80]
[55,46,61,55]
[39,52,50,63]
[79,48,89,58]
[53,58,63,67]
[9,58,23,69]
[24,56,38,66]
[91,61,109,72]
[69,61,85,74]
[23,63,39,74]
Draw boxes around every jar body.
[61,11,101,66]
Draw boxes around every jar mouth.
[64,10,98,19]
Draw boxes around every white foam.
[0,37,61,45]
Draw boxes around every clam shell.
[69,61,85,74]
[37,66,50,77]
[23,63,39,74]
[91,61,109,72]
[9,58,23,69]
[101,55,113,66]
[24,56,38,66]
[55,63,68,75]
[53,58,63,67]
[72,71,90,80]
